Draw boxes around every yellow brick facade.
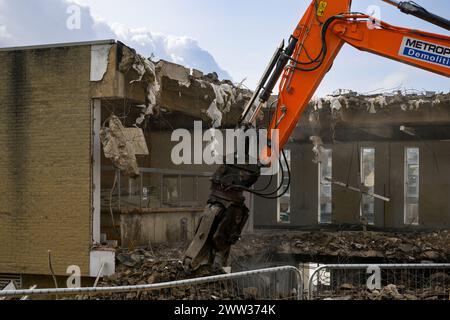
[0,46,93,276]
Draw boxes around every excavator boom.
[267,2,450,151]
[184,0,450,271]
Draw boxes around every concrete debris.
[190,79,242,127]
[119,46,160,124]
[302,91,450,142]
[310,136,326,164]
[76,245,298,300]
[78,246,245,300]
[116,252,140,268]
[318,282,449,300]
[367,95,388,114]
[205,72,219,82]
[190,68,204,79]
[312,97,324,110]
[308,110,322,136]
[73,230,449,300]
[110,44,254,128]
[157,60,191,87]
[206,100,223,128]
[158,66,250,126]
[231,230,450,265]
[210,83,236,112]
[340,283,355,290]
[115,45,448,131]
[329,96,343,111]
[324,295,353,301]
[100,116,148,178]
[309,91,450,114]
[312,95,348,111]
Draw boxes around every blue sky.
[78,0,450,95]
[1,0,449,95]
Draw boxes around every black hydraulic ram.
[259,36,299,102]
[382,0,450,31]
[239,36,298,125]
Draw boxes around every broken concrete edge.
[89,41,449,131]
[91,41,253,129]
[92,41,254,176]
[308,90,450,114]
[152,58,253,128]
[100,116,149,178]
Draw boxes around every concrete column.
[332,143,361,224]
[420,141,450,227]
[291,144,319,227]
[253,175,279,227]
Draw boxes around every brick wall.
[0,46,93,276]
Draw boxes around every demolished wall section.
[308,91,450,129]
[109,43,253,129]
[287,91,450,144]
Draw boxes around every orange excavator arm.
[258,0,450,150]
[184,0,450,271]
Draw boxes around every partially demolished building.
[0,40,449,288]
[0,40,252,286]
[255,90,450,230]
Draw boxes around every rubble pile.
[232,230,450,265]
[79,231,448,300]
[80,246,246,300]
[80,244,299,300]
[320,282,450,301]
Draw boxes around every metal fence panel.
[308,264,450,300]
[4,263,448,300]
[0,266,303,300]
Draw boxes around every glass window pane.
[162,176,179,206]
[361,148,375,225]
[319,149,332,224]
[405,148,420,225]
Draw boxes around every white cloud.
[109,24,230,78]
[0,25,11,39]
[0,0,230,79]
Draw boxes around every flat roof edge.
[0,39,117,52]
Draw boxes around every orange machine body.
[270,0,450,151]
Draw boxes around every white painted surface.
[90,250,115,277]
[92,99,101,244]
[90,44,112,81]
